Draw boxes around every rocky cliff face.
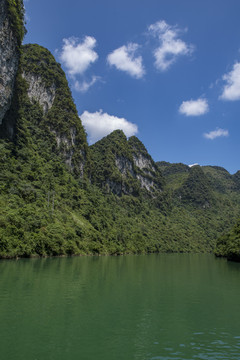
[20,45,58,112]
[19,44,89,176]
[90,130,164,196]
[22,72,56,114]
[128,136,164,193]
[0,0,20,124]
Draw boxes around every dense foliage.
[89,130,138,194]
[6,0,26,47]
[90,131,164,196]
[1,41,240,259]
[215,220,240,261]
[176,166,214,208]
[21,44,89,176]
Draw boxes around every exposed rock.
[0,0,19,124]
[132,153,154,171]
[22,72,56,114]
[19,44,89,177]
[129,137,164,193]
[115,155,156,194]
[90,130,164,196]
[136,174,155,192]
[52,128,85,175]
[115,156,135,177]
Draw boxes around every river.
[0,254,240,359]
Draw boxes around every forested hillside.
[1,0,240,260]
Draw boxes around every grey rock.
[53,128,85,176]
[0,0,19,124]
[115,152,161,194]
[115,156,135,177]
[22,72,56,114]
[132,153,154,171]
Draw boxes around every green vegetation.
[128,136,165,191]
[212,166,240,261]
[176,166,214,208]
[215,220,240,261]
[6,0,26,47]
[89,130,138,194]
[90,131,164,196]
[157,161,190,177]
[1,39,240,259]
[21,44,89,176]
[157,161,189,191]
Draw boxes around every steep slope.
[176,166,214,208]
[89,130,164,196]
[1,1,240,259]
[215,220,240,261]
[0,0,25,125]
[3,43,89,175]
[128,136,164,192]
[202,166,234,193]
[213,168,240,261]
[156,162,240,252]
[157,161,190,191]
[232,170,240,191]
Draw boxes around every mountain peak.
[90,132,164,195]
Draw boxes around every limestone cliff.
[0,3,88,177]
[22,72,56,114]
[128,136,164,193]
[0,0,22,124]
[19,44,89,176]
[90,130,164,196]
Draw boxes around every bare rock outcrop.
[22,72,56,114]
[0,0,20,124]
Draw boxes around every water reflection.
[0,254,240,360]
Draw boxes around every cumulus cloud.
[59,36,98,76]
[80,110,138,144]
[220,62,240,101]
[107,43,145,78]
[179,98,209,116]
[148,20,194,71]
[203,128,229,140]
[74,76,101,93]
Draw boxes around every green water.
[0,254,240,360]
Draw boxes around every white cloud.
[148,20,194,71]
[107,43,145,78]
[80,110,138,144]
[179,98,209,116]
[74,76,101,93]
[220,62,240,101]
[189,163,199,168]
[59,36,98,76]
[203,128,229,140]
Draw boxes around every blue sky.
[23,0,240,173]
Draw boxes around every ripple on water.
[149,331,240,360]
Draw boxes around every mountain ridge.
[0,0,240,260]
